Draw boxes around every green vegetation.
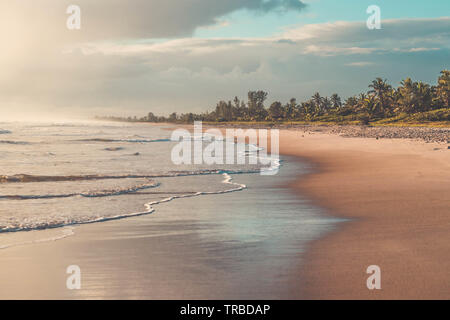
[98,70,450,127]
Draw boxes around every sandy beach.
[275,128,450,299]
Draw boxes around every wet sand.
[0,155,334,299]
[277,129,450,299]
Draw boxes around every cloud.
[198,20,231,30]
[395,47,441,53]
[1,0,306,42]
[345,62,375,67]
[0,14,448,118]
[80,17,450,57]
[302,45,375,56]
[282,17,450,44]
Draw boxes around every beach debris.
[104,147,124,151]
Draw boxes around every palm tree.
[415,82,432,112]
[248,90,268,121]
[168,112,177,122]
[356,93,368,113]
[301,101,314,120]
[436,70,450,108]
[284,98,297,120]
[147,112,157,122]
[331,93,342,109]
[320,97,332,114]
[398,78,414,113]
[344,96,358,110]
[268,101,283,121]
[362,95,382,118]
[312,92,322,107]
[368,78,392,113]
[311,92,323,115]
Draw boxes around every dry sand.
[276,129,450,299]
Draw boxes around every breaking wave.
[0,173,245,233]
[0,179,159,200]
[0,169,259,184]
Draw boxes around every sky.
[0,0,449,119]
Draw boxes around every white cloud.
[345,62,375,67]
[0,14,448,117]
[395,47,441,53]
[1,0,307,41]
[77,17,450,57]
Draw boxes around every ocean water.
[0,121,266,237]
[0,121,341,298]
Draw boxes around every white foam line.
[76,173,246,225]
[141,172,246,214]
[62,173,246,225]
[0,227,75,250]
[246,153,281,175]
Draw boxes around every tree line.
[98,70,449,124]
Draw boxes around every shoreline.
[155,122,450,298]
[180,122,449,298]
[274,129,450,299]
